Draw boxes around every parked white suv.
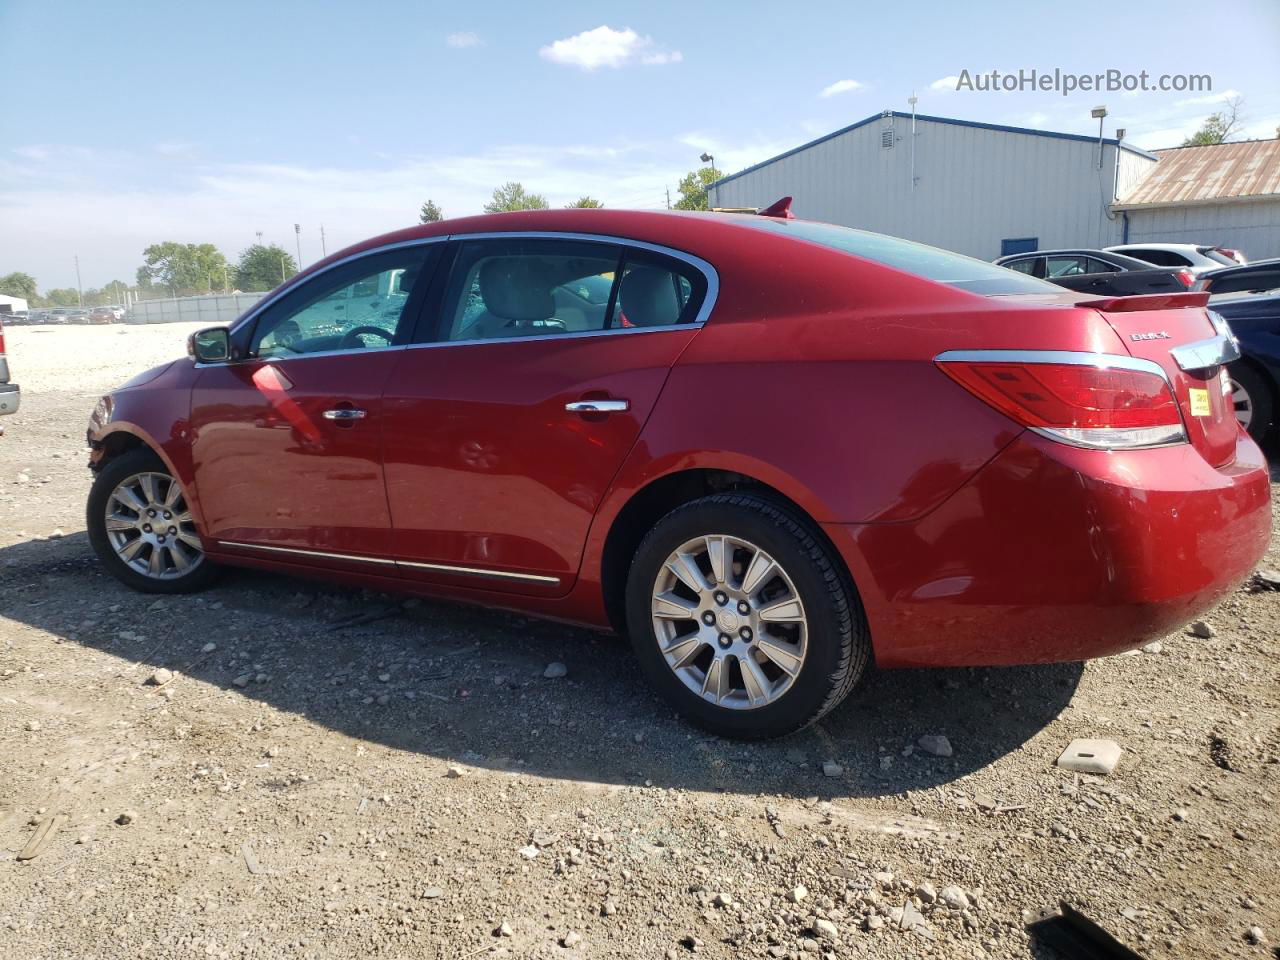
[1105,243,1247,275]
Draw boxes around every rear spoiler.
[1075,292,1211,313]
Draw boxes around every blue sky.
[2,0,1278,289]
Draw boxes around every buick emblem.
[1131,331,1170,341]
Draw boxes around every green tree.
[1182,96,1244,146]
[136,242,230,296]
[0,272,38,301]
[234,243,298,291]
[419,199,444,223]
[566,196,603,208]
[43,287,82,306]
[673,166,720,211]
[483,182,549,213]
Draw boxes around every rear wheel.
[1228,363,1273,442]
[87,449,217,593]
[625,493,869,739]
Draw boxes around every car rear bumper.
[0,381,19,416]
[825,429,1272,668]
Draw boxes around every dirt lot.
[1,322,1278,960]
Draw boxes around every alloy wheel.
[650,534,807,710]
[1230,376,1253,430]
[103,472,204,580]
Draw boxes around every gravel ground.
[1,322,1278,960]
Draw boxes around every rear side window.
[1046,256,1088,278]
[1085,257,1120,274]
[1125,249,1187,267]
[1200,247,1237,266]
[735,218,1057,294]
[434,238,707,342]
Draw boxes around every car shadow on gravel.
[1,534,1083,800]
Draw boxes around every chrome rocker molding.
[215,540,561,585]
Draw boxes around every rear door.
[380,235,712,594]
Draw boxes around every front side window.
[435,239,707,343]
[250,248,431,358]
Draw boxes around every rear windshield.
[733,218,1059,295]
[1198,246,1237,266]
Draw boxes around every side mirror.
[189,326,231,363]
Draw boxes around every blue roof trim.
[708,112,1159,190]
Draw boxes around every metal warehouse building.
[707,112,1280,262]
[1113,139,1280,260]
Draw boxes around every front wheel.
[87,448,218,594]
[625,493,869,739]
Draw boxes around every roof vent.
[881,111,895,149]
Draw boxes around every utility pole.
[665,187,671,210]
[320,224,327,257]
[74,255,83,306]
[294,223,302,269]
[255,230,263,245]
[280,255,287,283]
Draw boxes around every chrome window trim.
[933,348,1188,450]
[195,343,405,368]
[211,231,718,359]
[215,540,561,585]
[933,349,1174,386]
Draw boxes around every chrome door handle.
[565,400,630,413]
[323,408,367,420]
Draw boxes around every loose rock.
[917,734,953,757]
[821,761,843,778]
[1188,620,1215,639]
[543,661,568,679]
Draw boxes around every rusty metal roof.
[1115,139,1280,209]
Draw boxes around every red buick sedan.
[85,207,1271,738]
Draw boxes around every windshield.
[732,218,1059,295]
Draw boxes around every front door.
[381,235,711,594]
[190,244,438,570]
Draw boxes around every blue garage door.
[1001,237,1039,256]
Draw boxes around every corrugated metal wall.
[1124,200,1280,260]
[126,292,267,325]
[709,118,1157,259]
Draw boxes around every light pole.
[699,151,717,178]
[294,223,302,269]
[1091,105,1108,169]
[74,255,83,306]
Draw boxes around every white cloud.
[929,75,960,92]
[1025,112,1049,127]
[818,79,864,99]
[13,145,48,160]
[445,32,480,49]
[1174,88,1239,108]
[539,26,680,71]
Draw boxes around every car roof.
[1107,243,1209,252]
[997,248,1156,268]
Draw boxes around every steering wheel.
[339,325,393,350]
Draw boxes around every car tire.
[624,493,869,739]
[87,448,218,594]
[1228,363,1273,442]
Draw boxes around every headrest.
[619,267,681,327]
[479,258,554,321]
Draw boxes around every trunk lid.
[1078,293,1239,467]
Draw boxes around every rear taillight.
[1175,269,1195,288]
[936,351,1186,449]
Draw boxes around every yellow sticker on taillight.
[1189,388,1211,416]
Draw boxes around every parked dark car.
[1197,259,1280,441]
[994,248,1195,296]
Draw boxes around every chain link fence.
[125,293,268,325]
